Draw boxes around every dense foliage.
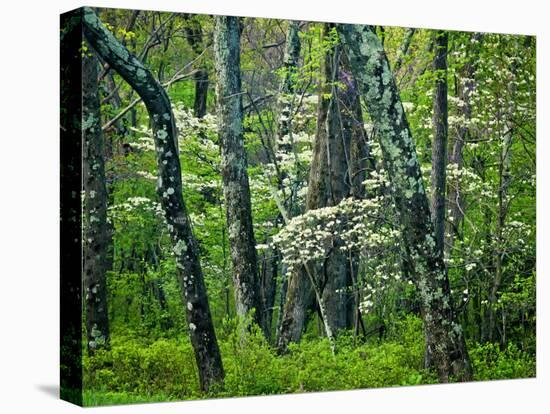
[79,8,536,405]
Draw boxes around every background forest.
[70,6,535,406]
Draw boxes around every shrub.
[469,342,535,381]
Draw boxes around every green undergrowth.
[82,315,535,406]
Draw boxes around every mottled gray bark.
[214,16,266,334]
[82,47,111,354]
[430,31,448,259]
[82,7,224,391]
[337,23,472,382]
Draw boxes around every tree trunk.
[82,7,224,392]
[445,33,482,259]
[430,31,448,256]
[337,23,472,382]
[214,16,266,334]
[260,248,279,340]
[60,11,84,403]
[277,24,369,351]
[82,47,111,354]
[488,123,513,342]
[183,14,209,118]
[277,49,331,350]
[393,28,416,73]
[426,30,448,369]
[194,69,209,119]
[276,20,301,155]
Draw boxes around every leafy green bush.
[82,315,534,406]
[469,342,535,381]
[83,337,200,400]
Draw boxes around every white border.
[0,0,547,413]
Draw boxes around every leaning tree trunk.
[214,16,266,334]
[82,47,110,354]
[426,30,449,369]
[337,23,472,382]
[82,7,224,392]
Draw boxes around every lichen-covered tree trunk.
[214,16,266,334]
[82,47,111,354]
[82,7,224,391]
[337,23,472,382]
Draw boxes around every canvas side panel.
[60,7,83,407]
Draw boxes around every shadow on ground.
[36,384,59,399]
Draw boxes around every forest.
[62,6,536,406]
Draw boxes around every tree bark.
[183,14,209,118]
[393,28,415,73]
[276,20,301,154]
[277,24,370,351]
[337,23,472,382]
[277,46,332,349]
[82,46,111,354]
[431,31,448,261]
[82,7,224,392]
[60,11,84,403]
[214,16,266,334]
[426,30,448,370]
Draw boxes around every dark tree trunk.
[277,54,331,350]
[260,248,279,340]
[277,24,370,351]
[60,11,84,404]
[276,20,301,155]
[82,7,224,392]
[214,16,266,334]
[427,30,448,370]
[430,31,448,261]
[194,69,209,119]
[82,47,111,354]
[183,14,209,118]
[337,23,472,382]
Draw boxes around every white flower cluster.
[108,196,165,223]
[271,195,399,272]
